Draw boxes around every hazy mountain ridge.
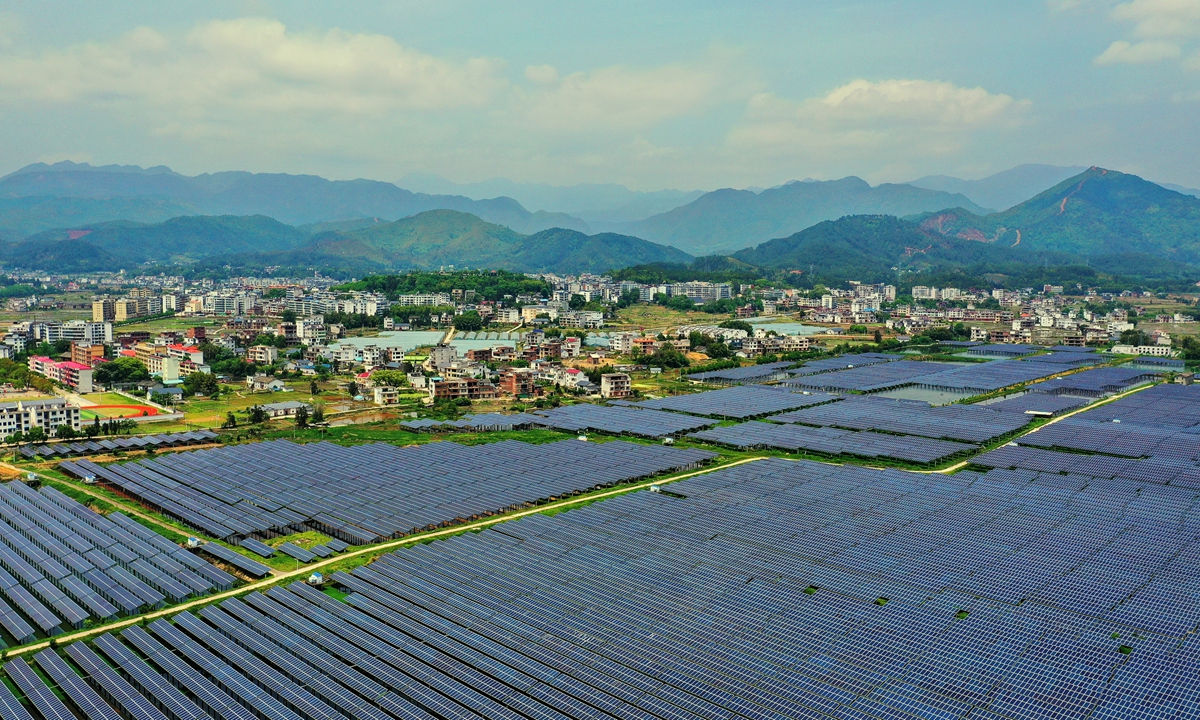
[0,161,590,236]
[906,164,1088,211]
[398,173,705,224]
[616,177,992,256]
[0,209,691,275]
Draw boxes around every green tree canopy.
[93,357,150,386]
[453,311,484,332]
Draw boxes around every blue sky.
[0,0,1197,190]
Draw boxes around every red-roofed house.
[28,356,94,393]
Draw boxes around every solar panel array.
[9,454,1198,719]
[62,439,716,544]
[631,384,840,418]
[685,361,795,385]
[526,404,717,438]
[689,420,977,463]
[783,358,1074,396]
[783,360,963,392]
[771,395,1031,443]
[788,352,904,376]
[0,480,234,641]
[1029,366,1157,397]
[981,392,1091,416]
[965,343,1041,357]
[400,413,542,432]
[1019,351,1103,367]
[1127,356,1185,370]
[20,431,219,459]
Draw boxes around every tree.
[453,311,484,332]
[25,427,46,444]
[369,370,408,387]
[93,357,150,386]
[55,424,77,440]
[309,379,319,396]
[4,432,24,444]
[312,405,325,424]
[248,406,269,424]
[1119,329,1152,347]
[281,309,297,323]
[221,412,237,429]
[569,294,587,310]
[646,344,691,369]
[347,381,359,398]
[295,406,309,428]
[182,372,220,398]
[873,329,883,344]
[615,289,642,309]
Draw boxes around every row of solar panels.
[626,384,841,419]
[62,439,716,543]
[0,479,235,643]
[689,421,978,464]
[525,404,717,438]
[4,453,1200,719]
[769,394,1033,443]
[976,384,1200,488]
[399,412,542,432]
[19,431,219,459]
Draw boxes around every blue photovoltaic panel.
[528,403,717,437]
[690,421,977,463]
[630,384,840,418]
[771,394,1031,443]
[62,439,715,543]
[685,361,795,385]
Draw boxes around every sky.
[0,0,1198,191]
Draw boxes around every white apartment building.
[0,398,82,437]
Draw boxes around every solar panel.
[528,404,717,437]
[690,421,977,463]
[630,384,841,419]
[771,394,1031,443]
[685,361,795,385]
[62,439,715,543]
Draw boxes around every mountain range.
[912,168,1200,262]
[727,168,1200,285]
[397,174,704,224]
[0,161,590,241]
[2,209,691,276]
[3,160,1200,282]
[613,177,991,256]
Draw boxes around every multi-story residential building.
[600,373,631,399]
[92,299,115,322]
[70,343,106,367]
[27,356,94,393]
[0,398,82,437]
[498,369,535,396]
[557,310,605,329]
[430,377,497,400]
[396,293,453,307]
[246,345,279,365]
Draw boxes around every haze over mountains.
[398,174,704,225]
[3,159,1200,283]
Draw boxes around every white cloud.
[1095,38,1184,62]
[727,79,1027,170]
[1091,0,1200,67]
[0,18,506,114]
[1112,0,1200,38]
